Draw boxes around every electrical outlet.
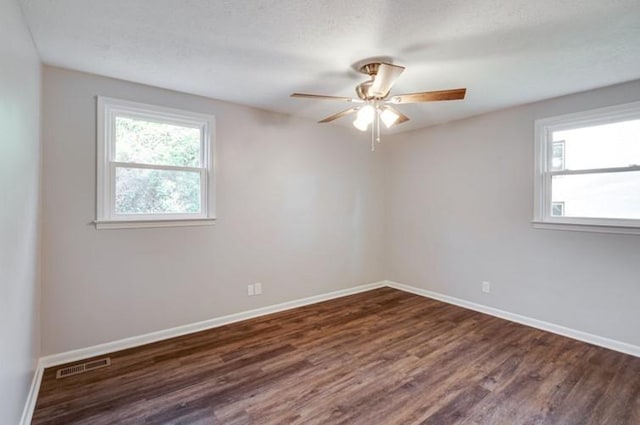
[247,284,254,296]
[254,282,262,295]
[482,281,491,293]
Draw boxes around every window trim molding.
[96,96,216,229]
[531,221,640,236]
[533,100,640,235]
[95,218,216,230]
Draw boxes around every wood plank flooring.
[32,288,640,424]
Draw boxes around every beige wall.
[387,80,640,347]
[41,66,386,355]
[0,0,42,422]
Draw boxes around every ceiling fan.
[291,62,466,150]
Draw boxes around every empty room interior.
[3,0,640,424]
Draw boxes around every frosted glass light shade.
[381,108,399,128]
[353,118,369,131]
[357,105,375,123]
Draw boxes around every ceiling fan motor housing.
[357,63,383,100]
[356,81,374,100]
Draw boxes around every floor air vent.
[56,357,111,379]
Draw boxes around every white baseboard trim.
[385,280,640,358]
[39,281,386,368]
[19,360,44,425]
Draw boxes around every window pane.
[551,141,565,171]
[551,202,565,217]
[551,171,640,219]
[115,167,201,215]
[551,119,640,171]
[115,116,201,167]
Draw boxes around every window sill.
[94,218,216,230]
[531,221,640,236]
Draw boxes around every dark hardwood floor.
[32,288,640,424]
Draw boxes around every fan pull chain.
[371,122,375,151]
[376,110,381,144]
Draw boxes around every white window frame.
[95,97,216,229]
[533,100,640,235]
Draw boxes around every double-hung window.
[534,101,640,234]
[96,97,215,229]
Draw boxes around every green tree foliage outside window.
[114,117,202,215]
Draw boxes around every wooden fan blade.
[370,63,405,98]
[291,93,360,102]
[318,107,359,123]
[390,88,466,104]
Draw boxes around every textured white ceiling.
[20,0,640,132]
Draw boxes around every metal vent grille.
[56,358,111,379]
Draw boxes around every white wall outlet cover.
[247,284,254,296]
[254,282,262,295]
[482,281,491,293]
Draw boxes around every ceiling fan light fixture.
[353,104,375,131]
[356,104,375,124]
[353,117,369,131]
[380,108,400,128]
